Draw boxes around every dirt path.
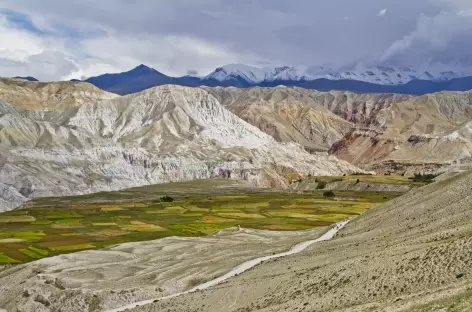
[105,220,350,312]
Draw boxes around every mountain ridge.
[0,79,359,211]
[82,64,472,96]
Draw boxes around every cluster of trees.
[160,195,174,202]
[411,173,438,184]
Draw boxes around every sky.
[0,0,472,81]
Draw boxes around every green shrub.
[160,196,174,202]
[410,173,439,184]
[352,172,371,176]
[323,191,335,198]
[316,181,327,189]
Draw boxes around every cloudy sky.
[0,0,472,81]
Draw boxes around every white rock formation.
[0,83,359,211]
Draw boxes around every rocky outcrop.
[205,87,354,151]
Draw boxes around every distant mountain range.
[14,76,39,82]
[13,64,472,95]
[202,64,466,85]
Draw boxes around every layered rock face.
[325,90,472,172]
[0,81,358,211]
[3,79,471,210]
[205,87,353,152]
[206,86,472,173]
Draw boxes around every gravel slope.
[133,170,472,312]
[0,227,328,312]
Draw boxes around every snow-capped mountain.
[204,64,312,84]
[82,64,472,96]
[204,64,468,86]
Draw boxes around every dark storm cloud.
[0,0,471,79]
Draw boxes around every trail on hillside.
[105,220,350,312]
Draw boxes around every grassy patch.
[0,177,412,264]
[120,222,167,232]
[46,212,84,220]
[28,246,49,256]
[0,215,36,223]
[19,248,43,259]
[55,219,82,225]
[13,231,45,242]
[0,238,26,243]
[216,213,266,219]
[50,243,96,251]
[0,252,20,264]
[312,174,424,185]
[31,220,53,225]
[101,207,127,212]
[51,224,85,229]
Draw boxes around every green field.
[0,178,412,264]
[305,173,425,185]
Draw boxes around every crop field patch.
[215,213,266,219]
[50,243,96,251]
[0,216,36,223]
[92,222,118,226]
[0,176,415,264]
[120,223,167,232]
[0,238,26,243]
[0,252,19,264]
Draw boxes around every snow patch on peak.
[205,64,312,84]
[207,64,272,84]
[205,63,471,86]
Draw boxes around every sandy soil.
[0,226,327,312]
[131,171,472,312]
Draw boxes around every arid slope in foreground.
[133,171,472,312]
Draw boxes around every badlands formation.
[0,79,357,211]
[3,78,472,210]
[207,87,472,173]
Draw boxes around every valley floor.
[0,177,405,264]
[0,174,443,312]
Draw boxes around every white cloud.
[0,0,471,80]
[75,33,255,78]
[0,51,79,81]
[0,16,44,61]
[381,9,472,68]
[378,9,388,16]
[0,15,80,80]
[457,10,472,16]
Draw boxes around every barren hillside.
[0,80,358,211]
[133,171,472,312]
[208,86,472,173]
